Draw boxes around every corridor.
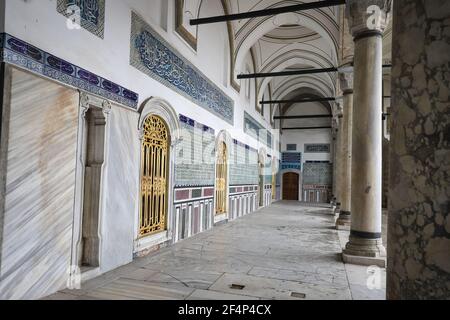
[48,202,385,300]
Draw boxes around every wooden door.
[283,172,299,200]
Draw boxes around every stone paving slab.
[55,201,387,300]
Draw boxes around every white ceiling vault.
[176,0,391,129]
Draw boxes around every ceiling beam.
[274,115,332,120]
[282,126,332,130]
[190,0,346,25]
[238,67,338,79]
[260,97,336,104]
[239,65,391,81]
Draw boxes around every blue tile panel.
[57,0,105,38]
[305,144,331,153]
[175,114,216,188]
[229,140,259,186]
[243,112,272,148]
[130,12,234,124]
[0,33,138,109]
[303,162,333,185]
[281,152,302,171]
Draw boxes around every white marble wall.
[100,105,140,273]
[0,68,79,299]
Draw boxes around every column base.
[342,252,386,268]
[342,234,386,267]
[330,197,337,206]
[334,202,341,216]
[335,211,351,230]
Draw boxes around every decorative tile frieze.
[229,185,258,196]
[243,112,272,148]
[287,144,297,151]
[281,152,302,171]
[57,0,105,38]
[0,33,138,109]
[174,186,215,203]
[305,144,331,153]
[130,12,234,124]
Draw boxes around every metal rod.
[282,126,332,130]
[238,67,338,79]
[190,0,346,25]
[260,97,336,104]
[274,115,332,120]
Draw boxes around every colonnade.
[332,0,392,266]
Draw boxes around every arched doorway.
[283,172,299,200]
[215,141,228,215]
[138,115,170,238]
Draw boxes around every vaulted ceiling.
[178,0,392,129]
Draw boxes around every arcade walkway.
[47,202,386,300]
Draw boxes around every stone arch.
[138,97,181,144]
[257,58,336,108]
[214,130,232,219]
[134,97,180,251]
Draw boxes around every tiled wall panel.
[229,141,258,186]
[175,115,215,187]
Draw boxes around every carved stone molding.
[79,92,113,118]
[339,68,354,94]
[138,97,182,146]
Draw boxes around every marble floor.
[46,201,386,300]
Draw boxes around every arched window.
[272,159,277,200]
[259,160,265,207]
[139,115,170,237]
[215,142,228,215]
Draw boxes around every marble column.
[387,0,450,300]
[334,104,344,214]
[336,69,353,230]
[331,118,339,206]
[343,0,392,266]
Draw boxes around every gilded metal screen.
[139,115,169,237]
[215,142,227,214]
[272,174,276,200]
[272,160,277,200]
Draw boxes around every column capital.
[345,0,392,38]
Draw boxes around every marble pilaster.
[336,70,354,230]
[334,103,344,214]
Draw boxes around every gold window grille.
[272,160,277,200]
[139,115,169,237]
[215,142,227,215]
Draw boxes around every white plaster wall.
[280,101,331,162]
[281,129,332,163]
